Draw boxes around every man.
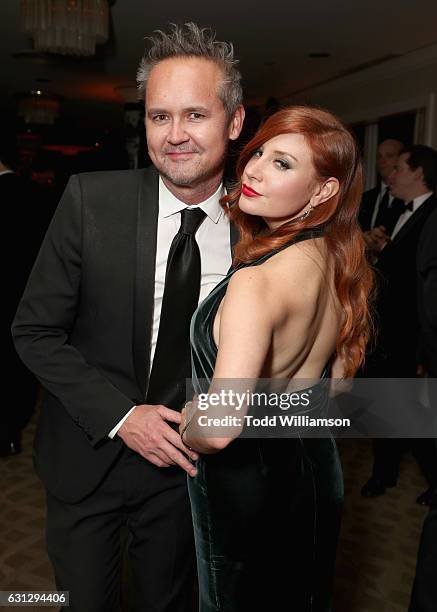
[409,205,437,611]
[12,23,244,611]
[417,206,437,381]
[359,138,405,235]
[1,142,41,456]
[361,145,437,501]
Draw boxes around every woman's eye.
[252,149,263,158]
[275,159,290,170]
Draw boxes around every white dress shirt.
[390,191,433,239]
[370,181,396,229]
[109,177,232,437]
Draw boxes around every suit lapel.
[392,195,435,245]
[369,186,379,210]
[359,186,378,229]
[133,166,159,399]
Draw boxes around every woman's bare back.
[212,237,342,380]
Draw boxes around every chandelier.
[21,0,109,57]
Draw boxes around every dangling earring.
[296,203,313,222]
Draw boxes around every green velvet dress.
[188,228,344,612]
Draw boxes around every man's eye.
[189,112,204,120]
[153,114,168,122]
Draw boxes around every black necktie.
[147,207,207,410]
[405,201,414,212]
[373,187,390,228]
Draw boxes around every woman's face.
[239,133,320,230]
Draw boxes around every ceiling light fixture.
[17,90,61,125]
[21,0,109,57]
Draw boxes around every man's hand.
[117,404,198,476]
[364,226,390,253]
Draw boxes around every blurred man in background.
[359,138,405,236]
[362,145,437,502]
[1,136,41,456]
[409,202,437,611]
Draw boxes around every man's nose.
[167,120,189,145]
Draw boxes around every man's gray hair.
[137,22,243,119]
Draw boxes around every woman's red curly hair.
[223,105,374,377]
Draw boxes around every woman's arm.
[182,267,274,452]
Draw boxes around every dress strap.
[234,225,326,271]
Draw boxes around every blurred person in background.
[359,138,405,237]
[409,202,437,611]
[361,145,437,503]
[1,134,41,456]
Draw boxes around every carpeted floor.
[334,438,428,612]
[0,416,430,611]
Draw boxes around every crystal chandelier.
[21,0,109,57]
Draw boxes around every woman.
[180,106,373,611]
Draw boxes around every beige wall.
[286,44,437,148]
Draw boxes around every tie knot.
[179,207,207,235]
[405,201,414,212]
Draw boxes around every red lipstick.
[242,183,262,197]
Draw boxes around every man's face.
[388,152,418,200]
[376,140,403,182]
[145,57,243,191]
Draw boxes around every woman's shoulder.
[225,265,268,305]
[224,239,329,319]
[260,238,329,294]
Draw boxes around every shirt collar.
[410,191,433,212]
[0,169,14,177]
[380,181,394,200]
[413,191,433,210]
[158,177,224,223]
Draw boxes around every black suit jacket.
[12,167,236,502]
[371,194,436,375]
[417,205,437,376]
[358,184,404,234]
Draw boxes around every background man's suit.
[12,166,235,610]
[367,194,437,489]
[373,194,436,376]
[417,206,437,378]
[409,206,437,612]
[358,183,404,234]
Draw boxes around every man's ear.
[413,166,425,185]
[311,177,340,207]
[229,105,245,141]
